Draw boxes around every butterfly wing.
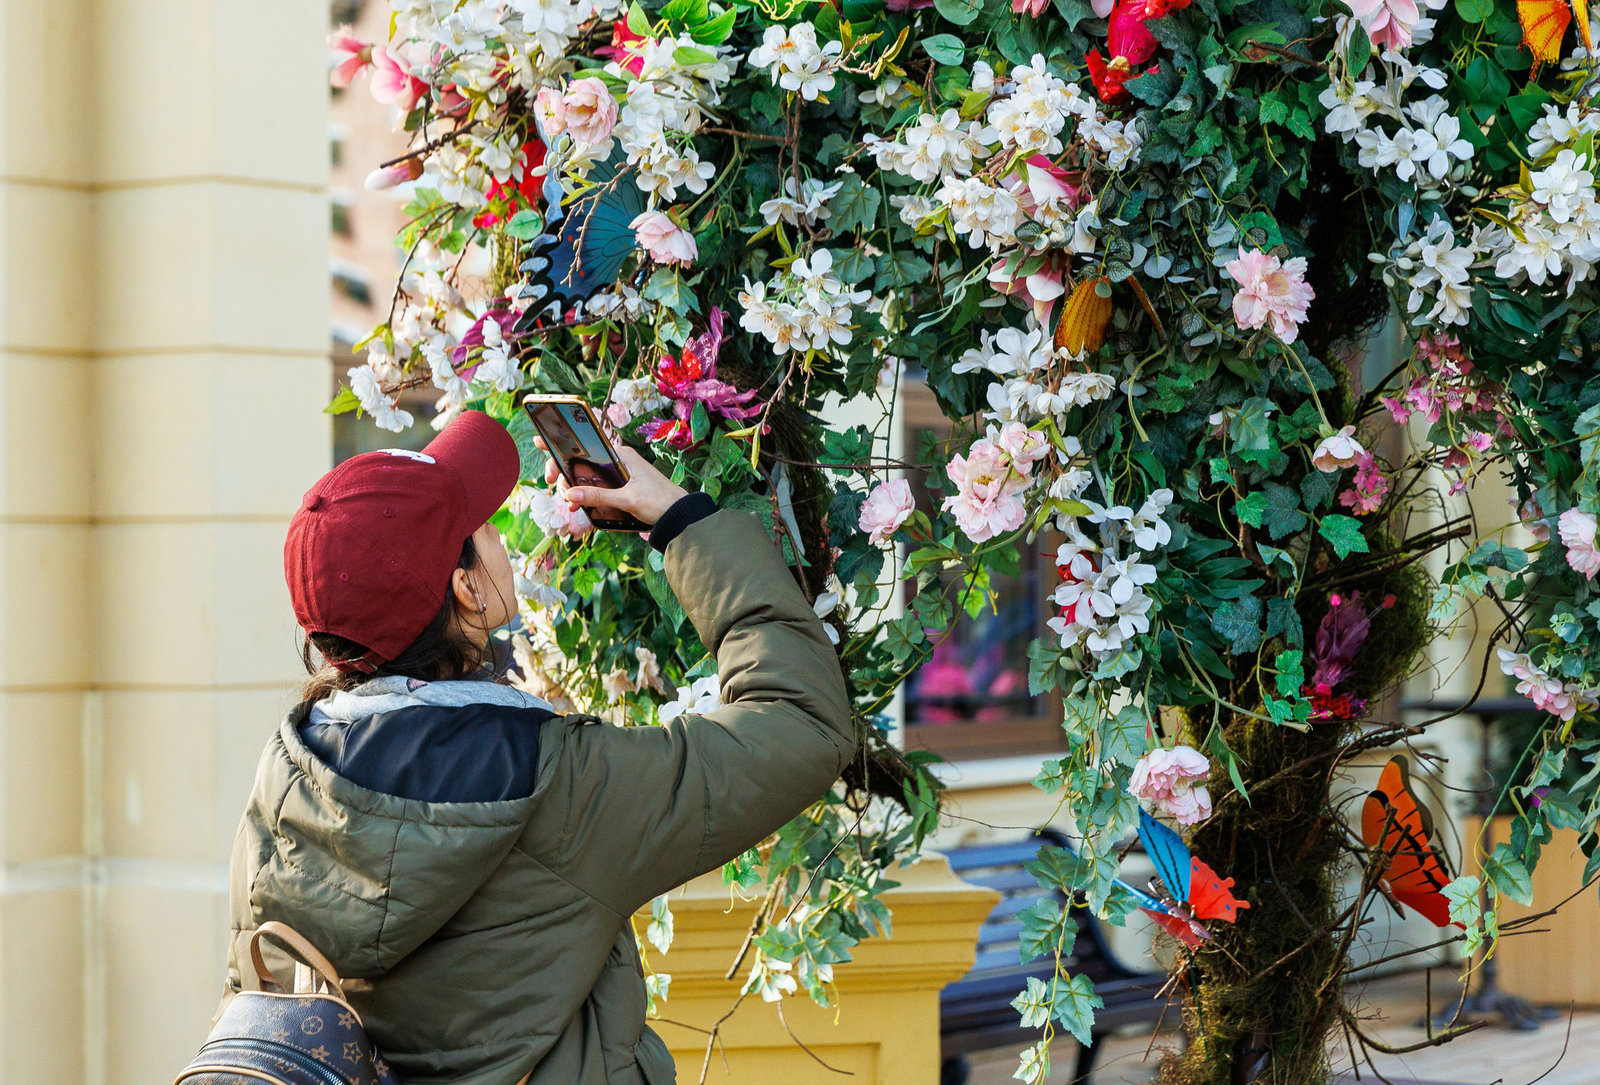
[1188,857,1250,924]
[515,149,644,328]
[1138,808,1192,905]
[1362,756,1459,928]
[1519,0,1572,68]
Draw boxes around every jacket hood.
[244,707,544,979]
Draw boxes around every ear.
[450,565,481,615]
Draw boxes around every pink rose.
[1559,508,1600,580]
[1129,745,1212,826]
[942,445,1029,542]
[991,421,1049,474]
[859,479,915,545]
[563,78,619,145]
[535,86,568,137]
[1225,247,1315,343]
[1012,0,1050,14]
[630,211,698,266]
[1311,425,1365,473]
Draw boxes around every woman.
[220,410,855,1084]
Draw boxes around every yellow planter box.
[647,855,999,1084]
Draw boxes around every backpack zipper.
[192,1036,352,1085]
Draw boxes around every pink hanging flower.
[371,47,428,111]
[859,479,916,545]
[1013,0,1050,16]
[631,211,698,266]
[1225,248,1315,343]
[1130,745,1213,826]
[1311,425,1365,472]
[329,31,374,89]
[1347,0,1420,51]
[991,421,1050,474]
[596,20,650,76]
[364,158,424,191]
[563,78,619,145]
[1519,497,1551,542]
[1559,508,1600,580]
[1338,452,1390,515]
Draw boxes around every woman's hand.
[533,436,689,527]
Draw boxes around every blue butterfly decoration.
[514,147,643,331]
[1138,807,1192,904]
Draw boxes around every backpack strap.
[248,921,347,1000]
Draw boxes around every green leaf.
[673,44,717,66]
[1484,845,1534,906]
[626,0,651,34]
[1455,0,1492,21]
[1213,595,1264,654]
[935,0,982,24]
[922,33,965,65]
[1099,705,1148,767]
[690,7,736,42]
[1012,977,1054,1029]
[1050,973,1104,1046]
[1235,482,1307,539]
[1229,397,1277,465]
[830,176,883,235]
[642,268,698,314]
[502,209,544,240]
[1344,22,1372,73]
[1274,649,1304,698]
[1017,899,1077,963]
[1317,514,1369,559]
[324,386,360,415]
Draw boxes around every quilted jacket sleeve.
[531,507,856,917]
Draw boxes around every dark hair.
[299,535,486,703]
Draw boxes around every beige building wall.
[0,1,331,1081]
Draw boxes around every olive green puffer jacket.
[218,509,856,1084]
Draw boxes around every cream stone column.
[1,2,331,1082]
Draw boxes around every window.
[331,259,373,307]
[331,194,353,237]
[329,124,349,168]
[330,0,366,26]
[896,377,1065,762]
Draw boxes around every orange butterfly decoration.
[1143,856,1250,949]
[1360,756,1462,929]
[1519,0,1593,74]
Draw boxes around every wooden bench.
[940,829,1171,1084]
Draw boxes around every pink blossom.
[563,78,619,145]
[1013,0,1050,15]
[1347,0,1420,51]
[1023,156,1084,209]
[1559,508,1600,580]
[942,445,1029,542]
[364,158,424,191]
[329,31,374,89]
[991,421,1050,474]
[1225,248,1315,343]
[371,47,427,111]
[1520,497,1551,542]
[1311,426,1364,472]
[631,211,698,266]
[987,253,1068,326]
[1339,452,1390,515]
[1130,745,1213,827]
[535,86,568,137]
[859,479,915,545]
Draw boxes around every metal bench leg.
[1073,1034,1102,1083]
[940,1055,970,1085]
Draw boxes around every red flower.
[596,20,647,77]
[472,139,548,229]
[1137,0,1192,18]
[1086,50,1136,103]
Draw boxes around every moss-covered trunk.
[1160,713,1351,1085]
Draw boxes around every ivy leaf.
[502,209,544,240]
[1099,705,1148,766]
[1230,397,1277,465]
[1017,898,1077,963]
[1212,594,1264,654]
[1274,649,1304,697]
[1235,482,1306,539]
[1484,844,1534,906]
[1050,973,1104,1045]
[1012,977,1054,1029]
[1455,0,1492,21]
[1033,758,1069,793]
[1318,514,1369,558]
[642,268,699,314]
[830,175,883,235]
[876,250,934,289]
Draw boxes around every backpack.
[174,921,401,1085]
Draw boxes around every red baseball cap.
[285,410,520,673]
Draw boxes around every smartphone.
[521,394,652,533]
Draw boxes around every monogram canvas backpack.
[174,922,400,1085]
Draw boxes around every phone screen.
[530,401,628,491]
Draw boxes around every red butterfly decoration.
[1361,756,1461,928]
[1143,856,1250,949]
